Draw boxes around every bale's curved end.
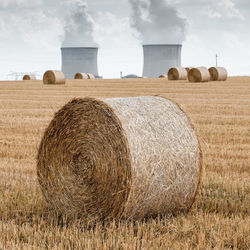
[37,98,131,221]
[37,96,202,221]
[43,70,66,85]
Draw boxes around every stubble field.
[0,77,249,249]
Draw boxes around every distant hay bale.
[159,74,168,78]
[43,70,66,85]
[37,96,202,221]
[209,67,228,81]
[168,67,187,80]
[122,74,140,79]
[74,73,89,79]
[23,75,36,80]
[87,73,95,79]
[188,67,210,82]
[185,67,192,73]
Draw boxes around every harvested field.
[0,77,249,249]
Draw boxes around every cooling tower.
[61,47,99,79]
[142,44,182,77]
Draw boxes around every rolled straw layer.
[43,70,66,85]
[209,67,228,81]
[168,67,187,80]
[37,96,202,221]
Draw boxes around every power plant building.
[61,47,99,79]
[142,44,182,77]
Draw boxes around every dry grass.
[0,77,249,249]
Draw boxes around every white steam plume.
[129,0,186,44]
[62,2,97,47]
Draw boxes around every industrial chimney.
[142,44,182,77]
[61,47,99,79]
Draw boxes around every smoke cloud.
[129,0,186,44]
[62,1,97,47]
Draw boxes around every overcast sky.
[0,0,249,79]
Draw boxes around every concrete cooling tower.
[61,47,99,79]
[142,44,182,77]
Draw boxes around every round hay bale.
[188,67,210,82]
[23,75,36,80]
[159,74,168,78]
[37,96,202,221]
[43,70,66,85]
[74,73,89,79]
[87,73,95,79]
[185,67,192,73]
[168,67,187,80]
[209,67,228,81]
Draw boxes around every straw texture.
[37,96,202,221]
[168,67,187,80]
[87,73,95,79]
[43,70,66,85]
[159,74,168,78]
[209,67,228,81]
[23,75,36,80]
[74,73,89,79]
[188,67,210,82]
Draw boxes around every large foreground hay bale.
[43,70,66,85]
[37,96,202,221]
[23,75,36,80]
[168,67,187,80]
[188,67,210,82]
[159,74,168,78]
[74,73,89,79]
[87,73,95,79]
[209,67,228,81]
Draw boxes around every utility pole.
[216,54,218,67]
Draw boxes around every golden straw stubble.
[37,96,202,222]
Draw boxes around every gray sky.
[0,0,249,79]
